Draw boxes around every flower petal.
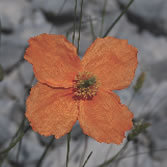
[78,90,133,144]
[25,34,81,88]
[82,37,138,90]
[26,82,79,139]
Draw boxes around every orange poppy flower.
[25,34,138,144]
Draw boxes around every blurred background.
[0,0,167,167]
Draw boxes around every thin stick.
[16,137,23,162]
[103,0,134,37]
[66,132,71,167]
[99,0,108,37]
[0,126,30,155]
[77,0,84,53]
[89,16,96,42]
[79,136,88,167]
[82,151,93,167]
[97,141,129,167]
[61,139,82,167]
[117,147,167,161]
[12,118,26,142]
[0,116,26,165]
[66,17,98,38]
[0,19,1,49]
[36,136,55,167]
[49,0,69,33]
[58,0,68,14]
[72,0,78,44]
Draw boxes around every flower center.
[73,71,99,100]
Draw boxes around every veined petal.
[82,37,138,90]
[26,82,79,139]
[25,34,81,88]
[78,90,133,144]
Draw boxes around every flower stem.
[97,141,129,167]
[0,20,4,82]
[79,136,88,167]
[77,0,84,54]
[13,117,27,142]
[0,18,1,49]
[0,126,30,166]
[82,151,93,167]
[0,117,26,166]
[16,136,23,162]
[0,125,30,155]
[99,0,108,37]
[72,0,78,44]
[66,132,71,167]
[15,117,27,163]
[117,147,167,160]
[36,136,55,167]
[89,16,96,42]
[103,0,134,37]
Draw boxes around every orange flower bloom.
[25,34,138,144]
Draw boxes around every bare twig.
[99,0,108,37]
[82,151,93,167]
[77,0,84,53]
[36,136,55,167]
[79,136,88,167]
[72,0,78,44]
[66,132,71,167]
[103,0,134,37]
[97,142,129,167]
[0,125,30,155]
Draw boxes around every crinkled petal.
[82,37,138,90]
[26,82,79,139]
[24,34,81,88]
[78,90,133,144]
